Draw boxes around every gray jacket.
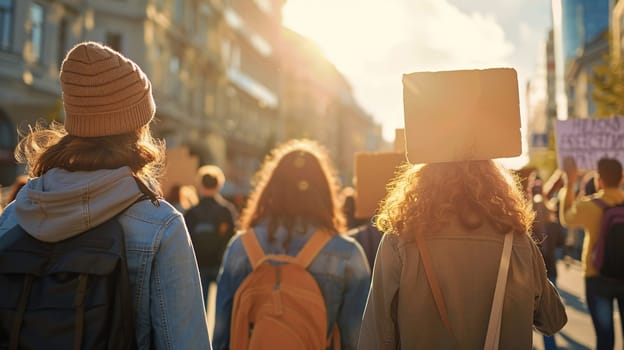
[359,221,567,350]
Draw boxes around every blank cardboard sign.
[354,152,406,219]
[402,68,521,164]
[394,128,405,153]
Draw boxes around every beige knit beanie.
[60,41,155,137]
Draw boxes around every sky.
[282,0,553,169]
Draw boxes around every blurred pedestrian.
[559,157,624,350]
[184,165,237,309]
[213,139,370,350]
[165,183,186,213]
[0,42,210,349]
[531,181,565,350]
[359,160,567,349]
[5,175,27,204]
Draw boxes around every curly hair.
[15,121,165,195]
[376,160,533,238]
[239,139,345,242]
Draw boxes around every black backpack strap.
[73,274,89,350]
[10,274,34,350]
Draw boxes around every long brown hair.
[15,121,165,194]
[240,139,345,241]
[376,160,533,238]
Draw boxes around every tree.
[591,52,624,118]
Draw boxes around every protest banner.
[555,116,624,170]
[402,68,522,164]
[354,152,406,219]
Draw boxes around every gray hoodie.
[1,166,213,349]
[12,166,144,242]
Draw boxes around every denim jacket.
[0,167,211,350]
[213,222,371,350]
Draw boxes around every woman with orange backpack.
[213,139,371,350]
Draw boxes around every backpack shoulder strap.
[241,229,266,270]
[483,232,514,350]
[592,198,609,210]
[295,229,332,268]
[414,230,454,339]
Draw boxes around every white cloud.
[283,0,517,143]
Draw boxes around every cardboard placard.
[161,146,199,196]
[555,117,624,170]
[394,128,405,153]
[402,68,521,164]
[354,152,406,219]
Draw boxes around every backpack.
[185,199,234,270]
[0,216,137,350]
[230,229,340,350]
[592,199,624,281]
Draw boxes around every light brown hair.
[376,160,533,238]
[240,139,345,242]
[15,121,165,194]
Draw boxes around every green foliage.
[591,53,624,118]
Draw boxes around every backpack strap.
[592,198,609,210]
[295,229,332,268]
[414,229,454,339]
[241,229,333,270]
[9,274,34,350]
[483,232,514,350]
[241,229,266,270]
[73,274,89,350]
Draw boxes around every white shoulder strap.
[483,232,514,350]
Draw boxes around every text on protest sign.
[555,117,624,170]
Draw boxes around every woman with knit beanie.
[0,42,210,349]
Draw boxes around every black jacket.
[184,196,237,269]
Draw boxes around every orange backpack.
[230,229,340,350]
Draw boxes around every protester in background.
[531,180,566,350]
[359,160,567,349]
[348,221,382,272]
[184,165,237,309]
[6,175,27,204]
[0,42,210,349]
[341,185,382,270]
[213,139,370,350]
[165,183,185,213]
[559,157,624,350]
[341,186,360,229]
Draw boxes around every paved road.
[532,259,622,350]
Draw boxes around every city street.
[533,260,622,350]
[206,259,622,349]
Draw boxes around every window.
[106,32,122,52]
[173,0,184,24]
[57,17,68,68]
[0,0,13,51]
[29,3,44,62]
[168,54,180,95]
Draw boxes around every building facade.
[0,0,383,194]
[279,28,383,185]
[552,0,611,120]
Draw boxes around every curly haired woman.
[213,139,370,350]
[358,160,567,349]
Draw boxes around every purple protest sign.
[555,117,624,170]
